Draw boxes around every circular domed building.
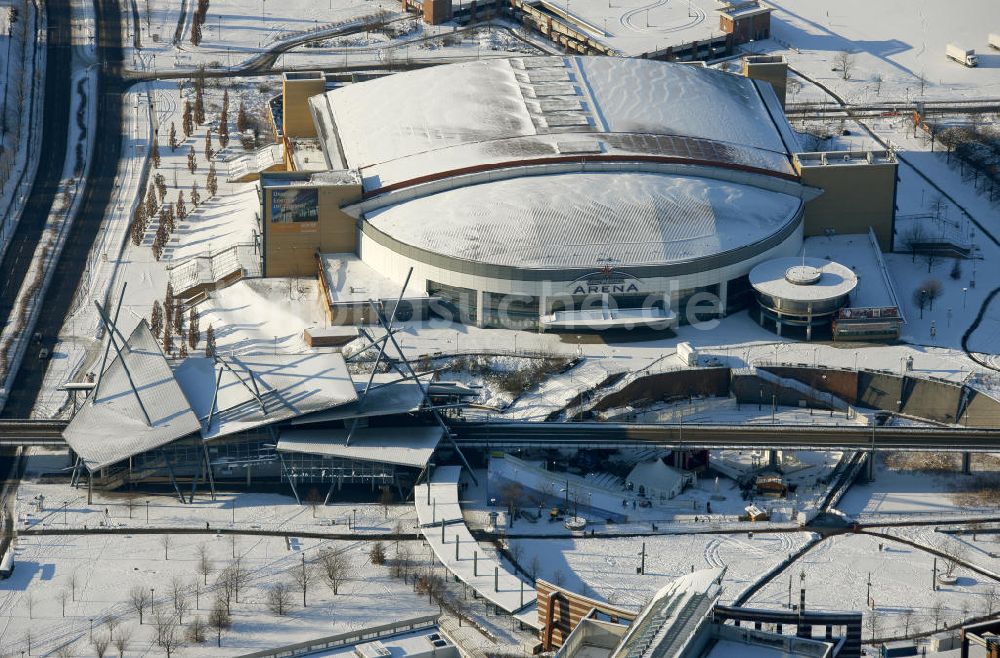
[266,55,823,330]
[749,256,858,339]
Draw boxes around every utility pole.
[638,542,646,575]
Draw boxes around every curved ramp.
[415,466,533,615]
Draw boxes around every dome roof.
[366,171,803,270]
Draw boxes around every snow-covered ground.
[516,531,815,611]
[769,0,1000,104]
[837,453,1000,522]
[748,533,994,638]
[130,0,397,70]
[0,531,435,656]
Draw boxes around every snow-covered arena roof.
[63,322,202,471]
[311,55,800,192]
[366,171,803,269]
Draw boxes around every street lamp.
[962,287,968,309]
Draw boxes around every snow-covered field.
[517,532,815,610]
[837,456,1000,521]
[130,0,397,69]
[769,0,1000,103]
[0,532,435,657]
[748,533,994,638]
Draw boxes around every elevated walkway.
[166,242,262,298]
[414,466,534,615]
[226,144,284,183]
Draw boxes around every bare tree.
[230,558,251,603]
[392,542,412,579]
[931,599,945,630]
[901,223,926,263]
[186,615,207,643]
[56,644,74,658]
[112,625,133,658]
[218,566,237,614]
[208,597,232,647]
[984,585,1000,616]
[378,486,394,518]
[305,487,323,518]
[156,612,183,658]
[160,534,173,560]
[57,588,70,616]
[290,554,318,606]
[836,51,856,80]
[939,540,966,577]
[529,556,542,581]
[91,632,111,658]
[129,585,151,624]
[193,579,203,610]
[864,611,881,643]
[508,540,523,565]
[901,608,914,636]
[870,72,884,96]
[319,548,350,595]
[175,588,191,624]
[197,543,214,587]
[415,572,446,604]
[69,569,80,601]
[104,614,119,641]
[266,581,294,615]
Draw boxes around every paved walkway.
[415,466,534,614]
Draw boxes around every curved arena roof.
[365,171,803,270]
[310,55,801,192]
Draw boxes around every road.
[0,2,73,392]
[1,0,126,417]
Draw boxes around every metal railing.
[233,614,441,658]
[166,241,261,296]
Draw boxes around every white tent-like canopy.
[63,321,202,471]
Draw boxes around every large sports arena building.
[260,55,897,331]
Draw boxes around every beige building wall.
[795,154,898,252]
[263,182,363,277]
[742,55,787,107]
[282,72,325,138]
